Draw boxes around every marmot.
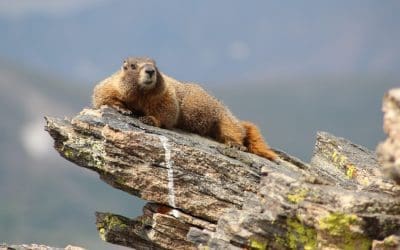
[92,57,277,161]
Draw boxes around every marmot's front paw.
[226,141,248,152]
[139,116,161,127]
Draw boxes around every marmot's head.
[122,57,159,91]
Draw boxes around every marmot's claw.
[139,116,159,127]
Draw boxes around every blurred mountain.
[0,1,399,84]
[0,59,141,250]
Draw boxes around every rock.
[0,244,85,250]
[45,106,400,249]
[372,235,400,250]
[377,88,400,184]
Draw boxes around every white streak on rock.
[159,136,180,218]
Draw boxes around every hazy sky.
[0,2,399,249]
[0,0,399,84]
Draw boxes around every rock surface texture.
[0,244,85,250]
[377,88,400,185]
[45,106,400,249]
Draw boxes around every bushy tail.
[242,121,278,161]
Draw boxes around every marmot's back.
[92,71,123,109]
[171,81,238,137]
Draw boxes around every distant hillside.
[0,59,90,166]
[0,1,399,83]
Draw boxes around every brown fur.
[242,121,278,160]
[92,57,277,161]
[92,57,179,128]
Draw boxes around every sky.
[0,0,399,84]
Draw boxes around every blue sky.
[0,0,399,84]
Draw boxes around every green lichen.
[345,164,356,179]
[383,235,399,247]
[99,228,106,241]
[61,140,105,168]
[249,237,268,250]
[80,149,105,167]
[273,235,286,249]
[318,212,371,250]
[97,213,129,243]
[286,218,317,250]
[198,246,210,250]
[96,214,129,241]
[319,213,358,236]
[104,214,128,230]
[63,147,74,159]
[330,149,348,168]
[287,188,308,204]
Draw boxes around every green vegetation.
[249,237,268,250]
[318,212,371,250]
[286,218,317,250]
[287,188,308,204]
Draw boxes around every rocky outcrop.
[377,88,400,185]
[45,106,400,249]
[0,244,84,250]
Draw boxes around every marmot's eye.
[130,64,136,70]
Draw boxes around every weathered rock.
[202,145,400,249]
[372,235,400,250]
[311,131,395,193]
[95,202,213,250]
[0,244,85,250]
[377,88,400,184]
[45,106,400,249]
[45,107,264,222]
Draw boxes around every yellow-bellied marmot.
[92,57,277,161]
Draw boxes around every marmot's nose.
[145,69,155,78]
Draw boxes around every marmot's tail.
[242,121,278,161]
